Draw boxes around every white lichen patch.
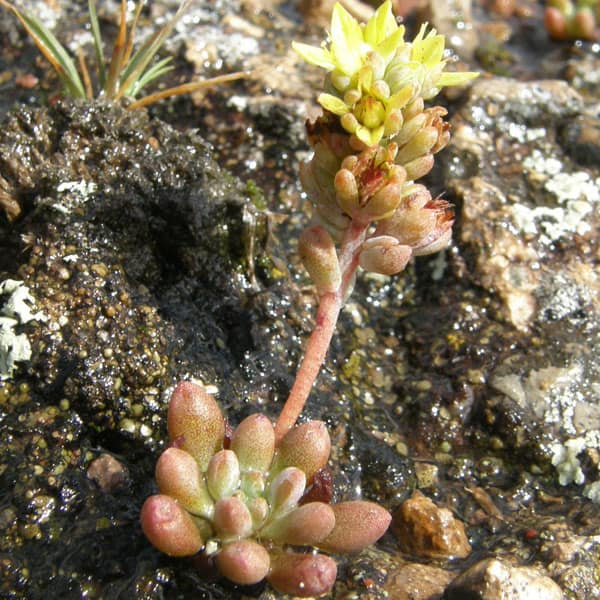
[0,280,46,380]
[551,431,600,502]
[50,179,97,214]
[511,150,600,244]
[551,437,586,486]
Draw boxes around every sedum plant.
[0,0,245,109]
[142,2,477,596]
[141,382,390,597]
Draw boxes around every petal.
[167,382,224,471]
[318,93,350,116]
[438,70,479,87]
[231,413,275,473]
[140,494,203,557]
[292,42,336,70]
[330,3,363,75]
[217,540,270,585]
[364,0,397,47]
[261,502,336,545]
[267,552,337,597]
[318,500,391,553]
[155,447,214,518]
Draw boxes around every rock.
[87,454,129,493]
[392,491,471,559]
[445,558,564,600]
[385,563,453,600]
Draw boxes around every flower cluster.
[294,1,477,290]
[545,0,600,41]
[141,382,391,597]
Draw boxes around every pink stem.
[274,221,368,444]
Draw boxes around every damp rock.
[384,562,453,600]
[391,490,471,559]
[445,557,564,600]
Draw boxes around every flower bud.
[343,88,361,105]
[206,450,240,500]
[217,540,270,585]
[384,108,404,137]
[213,496,253,540]
[167,382,224,471]
[330,70,350,92]
[355,96,386,129]
[340,112,359,134]
[318,500,391,553]
[394,112,427,147]
[360,164,406,221]
[359,236,412,275]
[141,494,203,557]
[231,414,275,473]
[298,225,341,295]
[403,97,425,121]
[395,127,439,165]
[403,153,435,180]
[155,448,214,518]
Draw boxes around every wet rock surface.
[0,0,599,599]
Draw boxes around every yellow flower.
[292,1,478,147]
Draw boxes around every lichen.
[0,279,45,379]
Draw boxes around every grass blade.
[0,0,85,98]
[127,70,247,110]
[123,1,145,67]
[88,0,105,89]
[104,0,128,98]
[116,0,192,100]
[126,57,173,97]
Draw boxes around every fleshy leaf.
[275,421,331,480]
[167,382,224,471]
[261,502,335,545]
[318,500,391,553]
[217,540,270,585]
[155,447,214,518]
[269,466,307,513]
[267,552,338,597]
[230,414,275,473]
[140,494,203,557]
[206,450,241,500]
[213,496,253,540]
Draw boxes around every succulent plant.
[141,382,391,597]
[544,0,600,41]
[274,1,478,442]
[142,3,476,595]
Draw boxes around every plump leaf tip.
[141,382,391,597]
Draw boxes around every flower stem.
[274,221,368,444]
